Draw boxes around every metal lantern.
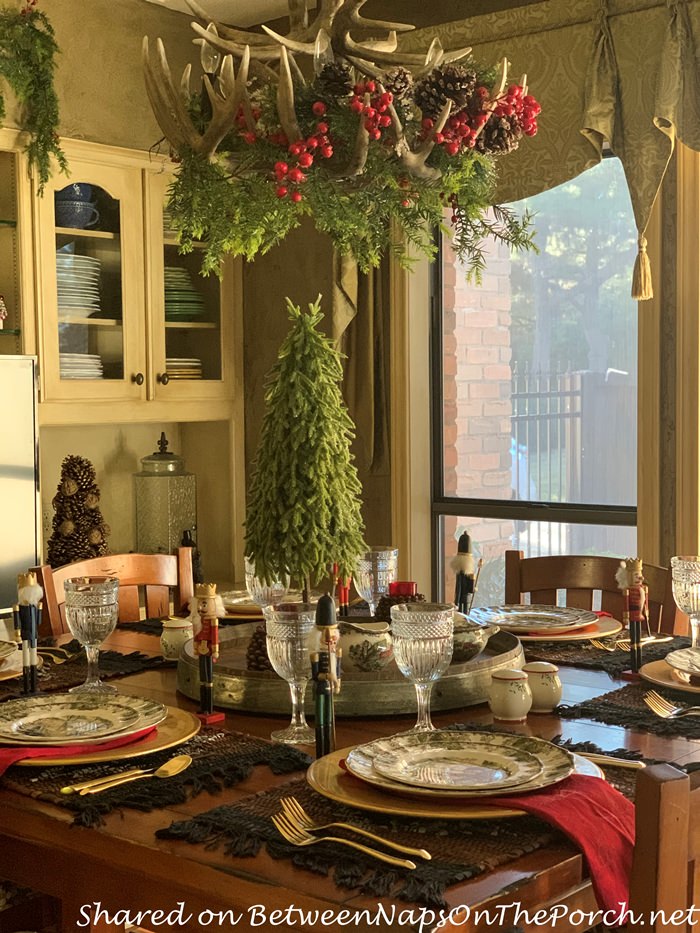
[134,433,196,555]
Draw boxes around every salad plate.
[345,730,573,798]
[469,605,598,634]
[664,648,700,677]
[372,731,544,791]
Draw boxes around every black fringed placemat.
[2,730,311,827]
[523,636,689,675]
[157,776,559,908]
[117,617,259,636]
[155,735,643,909]
[557,681,700,737]
[0,640,169,702]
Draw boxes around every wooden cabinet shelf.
[55,226,117,240]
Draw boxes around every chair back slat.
[562,588,593,611]
[117,587,141,623]
[528,588,557,606]
[145,584,170,620]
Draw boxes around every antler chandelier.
[143,0,540,275]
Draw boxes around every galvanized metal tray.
[176,624,525,717]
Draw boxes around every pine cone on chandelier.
[414,65,478,119]
[383,67,413,101]
[475,113,523,154]
[315,62,353,98]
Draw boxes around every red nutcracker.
[616,558,648,674]
[193,582,225,723]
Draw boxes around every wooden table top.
[1,629,698,933]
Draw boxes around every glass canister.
[134,432,196,555]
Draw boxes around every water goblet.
[245,556,288,608]
[63,577,119,694]
[390,603,454,732]
[263,603,317,745]
[355,547,399,616]
[671,556,700,648]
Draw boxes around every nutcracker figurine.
[13,572,42,694]
[616,558,648,675]
[192,582,225,723]
[311,594,342,758]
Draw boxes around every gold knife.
[578,752,646,770]
[60,768,147,794]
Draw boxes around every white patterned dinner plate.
[0,641,17,661]
[372,732,545,791]
[664,648,700,676]
[468,604,598,634]
[345,730,574,799]
[0,693,167,745]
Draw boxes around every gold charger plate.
[16,706,200,766]
[518,616,622,643]
[307,747,602,820]
[640,659,700,694]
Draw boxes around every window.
[432,158,638,603]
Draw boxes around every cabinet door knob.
[131,372,145,386]
[157,372,170,385]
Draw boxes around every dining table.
[0,626,698,933]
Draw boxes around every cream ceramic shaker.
[487,669,532,721]
[522,661,562,713]
[160,617,194,660]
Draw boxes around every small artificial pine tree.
[46,455,110,567]
[245,296,367,596]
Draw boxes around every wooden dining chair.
[504,550,683,634]
[629,763,700,931]
[34,548,194,637]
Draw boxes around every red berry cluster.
[20,0,38,14]
[234,104,263,146]
[420,106,489,156]
[493,84,541,137]
[274,101,334,202]
[349,81,393,141]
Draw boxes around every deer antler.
[391,97,453,182]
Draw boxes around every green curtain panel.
[408,0,700,299]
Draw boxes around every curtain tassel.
[631,234,653,301]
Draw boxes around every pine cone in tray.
[414,65,478,119]
[246,624,273,672]
[373,592,426,623]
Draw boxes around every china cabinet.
[34,141,238,416]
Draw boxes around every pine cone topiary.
[316,62,353,98]
[63,454,96,489]
[414,65,478,118]
[383,67,413,101]
[474,113,523,154]
[246,624,273,672]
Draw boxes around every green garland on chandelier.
[0,0,66,191]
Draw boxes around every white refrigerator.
[0,355,40,619]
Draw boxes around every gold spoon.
[77,754,192,795]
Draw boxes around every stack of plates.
[164,266,205,322]
[59,352,104,380]
[56,252,102,319]
[468,605,621,642]
[166,357,203,380]
[0,693,167,746]
[307,730,603,820]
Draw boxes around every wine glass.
[390,603,454,732]
[671,556,700,648]
[63,577,119,694]
[245,556,288,608]
[355,547,399,616]
[263,603,316,744]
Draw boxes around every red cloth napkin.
[0,725,157,776]
[483,773,634,917]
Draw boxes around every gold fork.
[271,813,417,869]
[589,639,617,652]
[280,796,431,860]
[643,690,700,719]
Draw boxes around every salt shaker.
[160,617,194,660]
[487,669,532,721]
[522,661,562,713]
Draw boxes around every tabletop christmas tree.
[245,296,366,600]
[47,454,110,567]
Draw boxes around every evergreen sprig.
[245,296,366,589]
[0,4,67,191]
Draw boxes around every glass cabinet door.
[36,159,146,400]
[146,171,233,401]
[0,150,22,354]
